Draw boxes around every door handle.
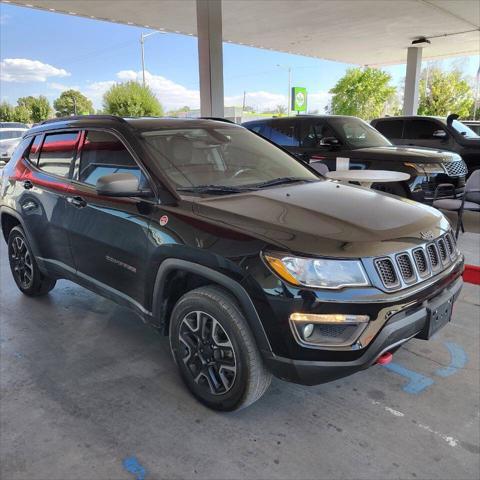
[67,196,87,208]
[23,180,33,190]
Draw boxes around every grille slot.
[437,238,448,264]
[375,258,400,288]
[396,253,416,283]
[445,232,456,258]
[427,243,440,270]
[413,248,430,277]
[444,160,467,177]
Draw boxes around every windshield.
[142,126,318,192]
[328,117,392,148]
[450,120,479,139]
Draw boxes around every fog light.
[303,323,314,338]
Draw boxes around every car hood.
[348,145,459,162]
[193,180,450,257]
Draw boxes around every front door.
[67,129,154,311]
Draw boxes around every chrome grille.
[437,238,448,264]
[444,160,467,177]
[396,253,415,283]
[413,248,429,277]
[375,258,399,288]
[427,243,440,270]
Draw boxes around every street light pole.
[277,64,292,116]
[140,31,166,88]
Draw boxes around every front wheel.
[8,226,56,296]
[169,286,271,411]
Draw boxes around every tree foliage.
[103,81,163,117]
[54,89,94,117]
[0,102,15,122]
[13,105,31,124]
[329,67,397,119]
[17,95,52,123]
[418,67,474,118]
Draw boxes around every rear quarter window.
[38,131,80,177]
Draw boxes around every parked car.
[243,115,467,203]
[0,115,463,411]
[461,120,480,136]
[0,123,29,167]
[371,115,480,175]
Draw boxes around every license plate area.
[416,295,453,340]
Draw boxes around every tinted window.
[374,120,403,139]
[78,130,145,186]
[404,120,439,139]
[328,117,391,148]
[28,136,43,165]
[268,120,299,147]
[301,121,337,147]
[38,132,79,177]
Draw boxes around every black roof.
[29,115,241,135]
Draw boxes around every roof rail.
[200,117,237,124]
[40,114,127,125]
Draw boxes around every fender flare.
[152,258,272,353]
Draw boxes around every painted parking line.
[383,362,434,394]
[435,342,468,377]
[122,457,147,480]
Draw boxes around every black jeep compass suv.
[0,115,464,411]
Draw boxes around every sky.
[0,2,479,113]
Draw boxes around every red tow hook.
[376,351,393,365]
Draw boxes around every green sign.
[292,87,307,112]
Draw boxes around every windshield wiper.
[176,185,254,195]
[250,177,317,189]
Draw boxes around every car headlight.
[263,253,370,289]
[404,162,445,174]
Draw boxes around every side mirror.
[319,136,340,147]
[96,173,151,197]
[432,129,447,139]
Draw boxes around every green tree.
[329,67,397,119]
[418,67,474,118]
[13,105,31,124]
[53,90,94,117]
[103,81,163,117]
[17,95,52,123]
[0,102,16,122]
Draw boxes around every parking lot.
[1,234,478,480]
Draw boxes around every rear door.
[18,131,80,275]
[67,129,154,309]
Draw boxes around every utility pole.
[242,91,246,112]
[140,31,165,87]
[277,64,292,116]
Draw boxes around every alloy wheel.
[178,311,237,396]
[10,235,34,289]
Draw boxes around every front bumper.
[262,276,463,385]
[410,173,465,203]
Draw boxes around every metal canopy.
[6,0,480,65]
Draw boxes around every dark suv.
[371,115,480,174]
[243,115,468,202]
[1,115,464,411]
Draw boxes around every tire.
[7,226,56,296]
[372,181,409,198]
[169,285,272,411]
